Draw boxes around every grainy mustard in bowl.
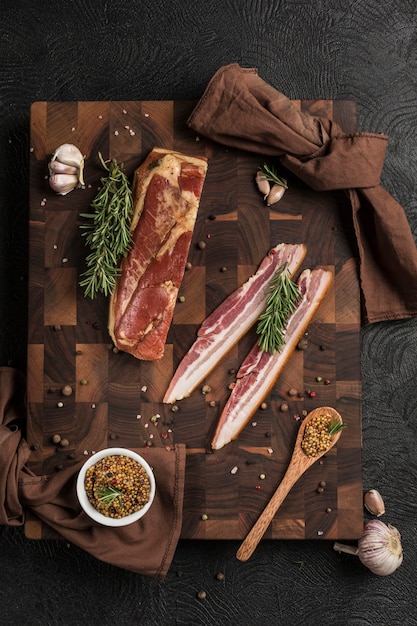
[76,448,156,527]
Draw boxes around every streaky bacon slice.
[109,148,208,361]
[211,267,333,450]
[163,243,306,403]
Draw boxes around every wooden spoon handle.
[236,472,298,561]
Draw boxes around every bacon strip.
[211,268,333,450]
[163,243,306,403]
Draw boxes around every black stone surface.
[1,1,417,625]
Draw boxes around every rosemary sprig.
[256,263,301,354]
[328,419,347,436]
[96,484,124,508]
[258,163,288,189]
[79,152,133,298]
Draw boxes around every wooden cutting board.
[26,99,363,542]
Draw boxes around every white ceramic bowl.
[76,447,156,527]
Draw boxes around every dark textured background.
[1,1,417,625]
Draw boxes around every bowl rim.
[76,447,156,527]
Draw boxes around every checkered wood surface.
[26,99,362,540]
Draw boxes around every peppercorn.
[288,387,298,396]
[62,385,73,396]
[297,337,308,350]
[197,591,207,600]
[201,384,212,394]
[197,241,206,250]
[51,434,61,444]
[178,295,186,303]
[60,438,70,447]
[201,513,208,521]
[280,403,289,412]
[216,572,225,581]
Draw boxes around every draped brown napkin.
[188,63,417,324]
[0,367,186,579]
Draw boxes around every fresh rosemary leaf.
[97,484,124,508]
[258,163,288,189]
[328,419,347,435]
[256,263,301,354]
[79,152,133,298]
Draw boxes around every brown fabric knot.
[283,130,388,191]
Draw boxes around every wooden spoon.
[236,406,344,562]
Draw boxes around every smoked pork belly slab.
[211,267,333,450]
[163,243,306,403]
[108,148,208,361]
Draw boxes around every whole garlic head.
[49,143,85,195]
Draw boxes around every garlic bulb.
[334,519,403,576]
[364,489,385,517]
[49,143,85,195]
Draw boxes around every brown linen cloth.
[0,367,186,579]
[188,63,417,324]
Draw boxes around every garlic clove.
[48,160,78,176]
[266,183,286,206]
[364,489,385,517]
[49,173,79,195]
[256,170,271,198]
[51,143,84,169]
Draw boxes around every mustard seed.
[301,412,336,457]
